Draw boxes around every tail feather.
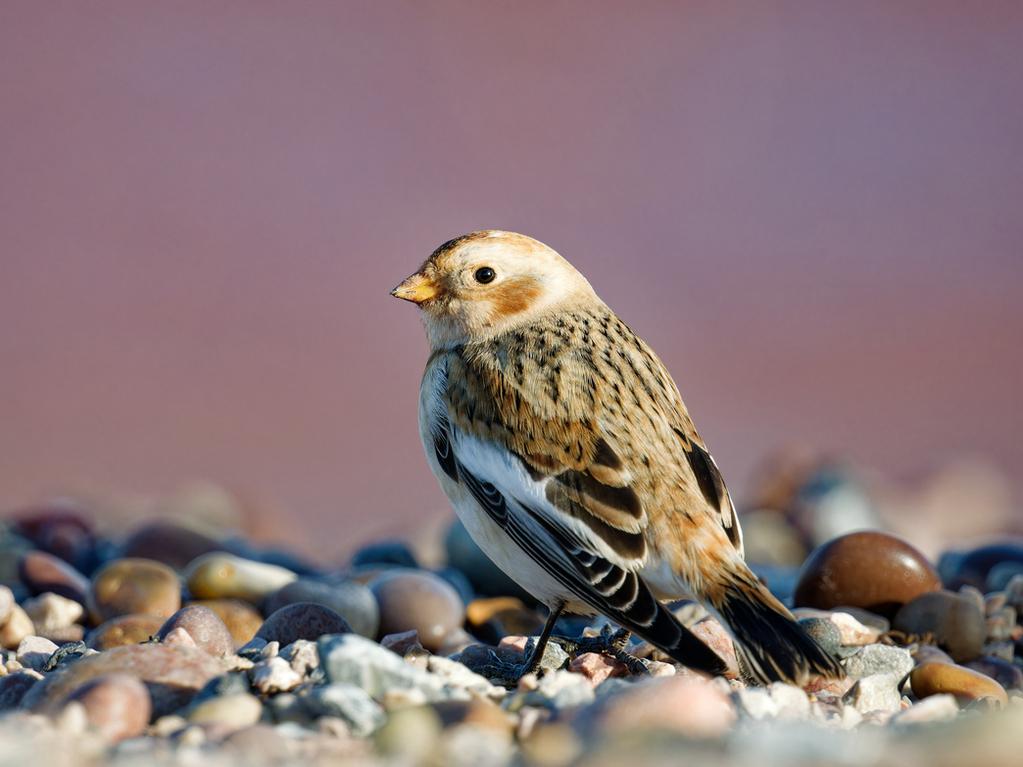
[709,572,845,686]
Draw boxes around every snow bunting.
[392,231,843,685]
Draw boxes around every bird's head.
[392,231,598,349]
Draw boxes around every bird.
[392,230,844,686]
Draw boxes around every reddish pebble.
[690,619,739,679]
[123,522,227,571]
[157,605,234,657]
[18,551,90,605]
[598,677,736,738]
[24,642,223,718]
[794,532,942,619]
[56,673,151,744]
[186,599,264,648]
[570,652,630,686]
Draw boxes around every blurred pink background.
[2,2,1021,561]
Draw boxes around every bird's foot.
[471,639,542,686]
[552,623,651,675]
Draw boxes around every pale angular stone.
[22,593,83,633]
[889,693,959,725]
[735,687,778,719]
[16,636,59,672]
[842,673,901,714]
[829,611,882,645]
[426,655,499,695]
[251,656,302,694]
[769,683,811,720]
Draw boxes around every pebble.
[18,550,91,604]
[912,644,955,666]
[11,504,94,572]
[87,558,182,625]
[123,521,227,571]
[1004,573,1023,611]
[281,638,320,676]
[842,644,914,681]
[16,635,59,672]
[569,652,630,686]
[735,686,778,719]
[793,531,942,618]
[303,683,387,736]
[0,585,13,626]
[892,590,987,662]
[184,552,297,603]
[55,673,151,745]
[262,577,379,638]
[350,540,419,569]
[185,598,264,647]
[842,673,901,714]
[770,683,812,720]
[367,569,465,652]
[23,642,224,718]
[938,540,1023,590]
[156,605,234,657]
[251,656,303,694]
[427,655,501,697]
[0,604,35,649]
[86,614,165,651]
[318,633,453,703]
[380,629,423,656]
[0,670,42,709]
[256,602,352,646]
[964,656,1023,690]
[797,617,841,655]
[187,692,263,729]
[594,676,736,738]
[910,662,1008,707]
[985,605,1017,641]
[22,592,84,639]
[829,612,883,645]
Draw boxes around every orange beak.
[391,270,441,304]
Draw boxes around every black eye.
[474,266,496,284]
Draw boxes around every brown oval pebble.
[24,642,223,718]
[57,673,152,744]
[87,614,167,650]
[910,661,1008,708]
[156,605,234,657]
[186,599,264,648]
[255,602,352,646]
[18,551,91,605]
[88,558,182,626]
[124,522,228,572]
[368,570,465,652]
[892,590,986,662]
[793,531,942,618]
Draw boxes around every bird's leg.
[473,601,566,686]
[550,622,650,675]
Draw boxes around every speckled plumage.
[393,230,843,686]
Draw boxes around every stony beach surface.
[1,467,1022,767]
